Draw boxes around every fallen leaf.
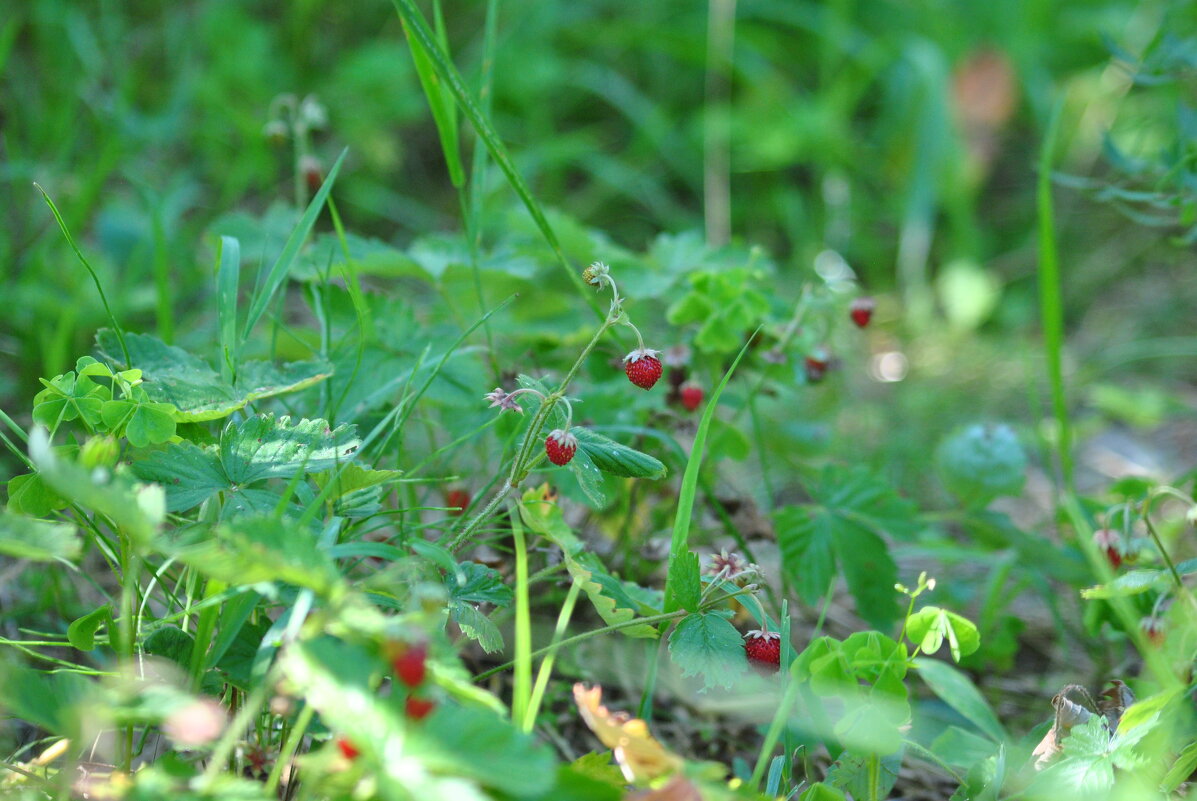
[573,683,683,784]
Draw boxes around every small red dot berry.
[405,696,436,721]
[805,348,831,384]
[743,629,782,672]
[336,737,361,760]
[300,155,324,192]
[1141,616,1165,646]
[680,383,704,412]
[545,429,578,466]
[445,488,471,516]
[624,349,664,390]
[850,297,876,328]
[1092,528,1123,570]
[389,642,428,689]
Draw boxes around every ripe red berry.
[680,383,704,412]
[336,737,360,760]
[624,349,664,390]
[1092,528,1123,570]
[743,629,782,672]
[390,642,427,688]
[805,348,831,384]
[1141,616,1165,646]
[850,297,875,328]
[301,155,323,192]
[545,429,578,466]
[445,488,471,516]
[405,696,436,720]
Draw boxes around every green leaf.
[175,517,343,597]
[33,371,108,429]
[29,429,164,549]
[906,606,981,662]
[100,396,177,447]
[96,330,333,422]
[572,428,667,479]
[799,783,847,801]
[827,749,902,801]
[1053,717,1115,794]
[447,562,513,606]
[563,438,609,508]
[568,552,660,639]
[133,415,360,514]
[143,626,197,668]
[777,465,917,627]
[668,611,747,691]
[518,486,585,556]
[914,657,1005,742]
[67,605,111,650]
[0,510,80,561]
[0,660,92,737]
[6,472,69,517]
[451,601,504,654]
[1080,569,1166,599]
[936,424,1026,507]
[930,725,999,767]
[671,552,701,613]
[220,415,361,483]
[311,464,402,498]
[1161,742,1197,793]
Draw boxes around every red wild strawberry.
[389,641,428,688]
[680,383,704,412]
[405,696,436,720]
[805,348,831,384]
[445,488,471,516]
[1092,528,1123,570]
[300,155,323,192]
[545,429,578,466]
[1141,616,1165,646]
[850,297,876,328]
[336,737,361,760]
[743,629,782,672]
[624,349,663,390]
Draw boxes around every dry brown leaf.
[952,48,1019,175]
[1098,679,1135,727]
[574,683,684,784]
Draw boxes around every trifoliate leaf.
[667,611,747,691]
[6,472,68,517]
[906,606,981,662]
[33,371,108,429]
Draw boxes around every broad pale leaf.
[667,611,747,691]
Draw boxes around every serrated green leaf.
[96,330,333,422]
[518,486,585,556]
[451,601,504,653]
[906,606,981,662]
[671,552,701,613]
[564,437,609,508]
[914,657,1005,742]
[667,611,747,691]
[0,510,79,561]
[777,465,917,627]
[132,441,227,513]
[448,562,512,606]
[1054,717,1115,794]
[567,552,659,638]
[572,428,666,479]
[1080,569,1166,599]
[827,749,902,800]
[175,516,342,597]
[311,464,402,498]
[67,605,111,650]
[220,415,361,483]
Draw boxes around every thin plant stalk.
[524,579,581,732]
[511,511,532,728]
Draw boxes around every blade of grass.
[511,507,532,729]
[402,0,464,187]
[388,0,603,320]
[216,235,241,384]
[663,331,756,613]
[1037,99,1072,489]
[33,183,130,367]
[241,147,347,341]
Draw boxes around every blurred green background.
[2,0,1195,494]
